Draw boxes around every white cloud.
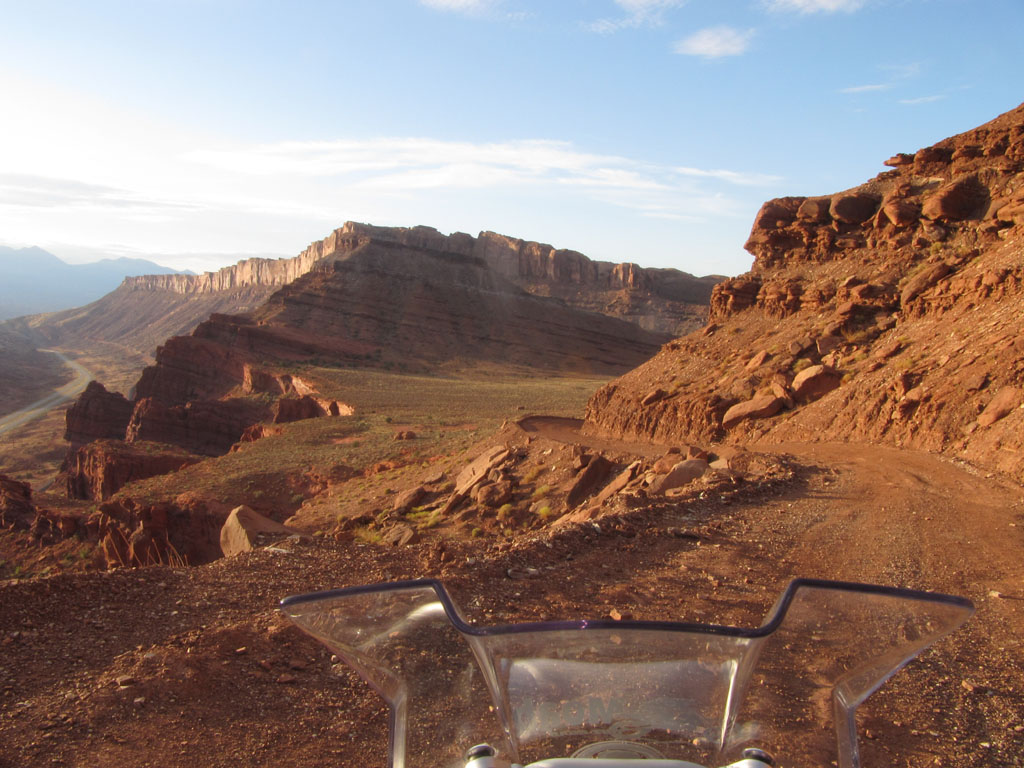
[673,167,783,186]
[673,26,754,58]
[186,136,778,225]
[0,173,195,213]
[839,83,889,93]
[418,0,495,13]
[900,94,946,105]
[765,0,865,12]
[585,0,686,34]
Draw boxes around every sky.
[0,0,1021,278]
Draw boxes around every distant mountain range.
[0,246,188,320]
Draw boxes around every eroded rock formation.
[65,440,201,501]
[585,101,1024,476]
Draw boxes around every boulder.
[722,395,784,428]
[978,387,1021,427]
[392,485,427,513]
[796,197,832,222]
[829,192,881,224]
[476,481,513,507]
[649,459,709,494]
[901,262,953,305]
[565,455,613,508]
[745,350,770,371]
[791,365,842,403]
[881,199,921,227]
[641,389,667,406]
[922,176,990,222]
[455,446,510,496]
[750,197,803,230]
[220,505,299,557]
[382,523,418,547]
[913,146,953,168]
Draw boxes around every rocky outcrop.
[64,382,134,451]
[272,395,352,424]
[0,475,36,530]
[89,495,234,568]
[125,398,268,456]
[66,440,201,501]
[585,101,1024,476]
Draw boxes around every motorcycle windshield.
[280,579,971,768]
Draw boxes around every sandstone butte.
[584,100,1024,478]
[19,222,720,359]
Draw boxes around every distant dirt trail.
[0,350,92,437]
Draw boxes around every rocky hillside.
[20,222,717,359]
[585,101,1024,477]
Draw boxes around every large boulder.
[649,459,709,494]
[922,176,990,222]
[978,387,1021,427]
[722,395,784,428]
[791,365,842,403]
[565,454,613,508]
[220,505,299,557]
[829,192,882,224]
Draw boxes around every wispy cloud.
[0,173,194,213]
[585,0,686,34]
[839,83,890,93]
[673,26,754,58]
[900,94,946,105]
[765,0,865,12]
[838,61,923,96]
[186,136,779,221]
[673,167,783,186]
[418,0,496,13]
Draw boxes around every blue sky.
[0,0,1021,276]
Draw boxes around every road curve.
[0,350,93,438]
